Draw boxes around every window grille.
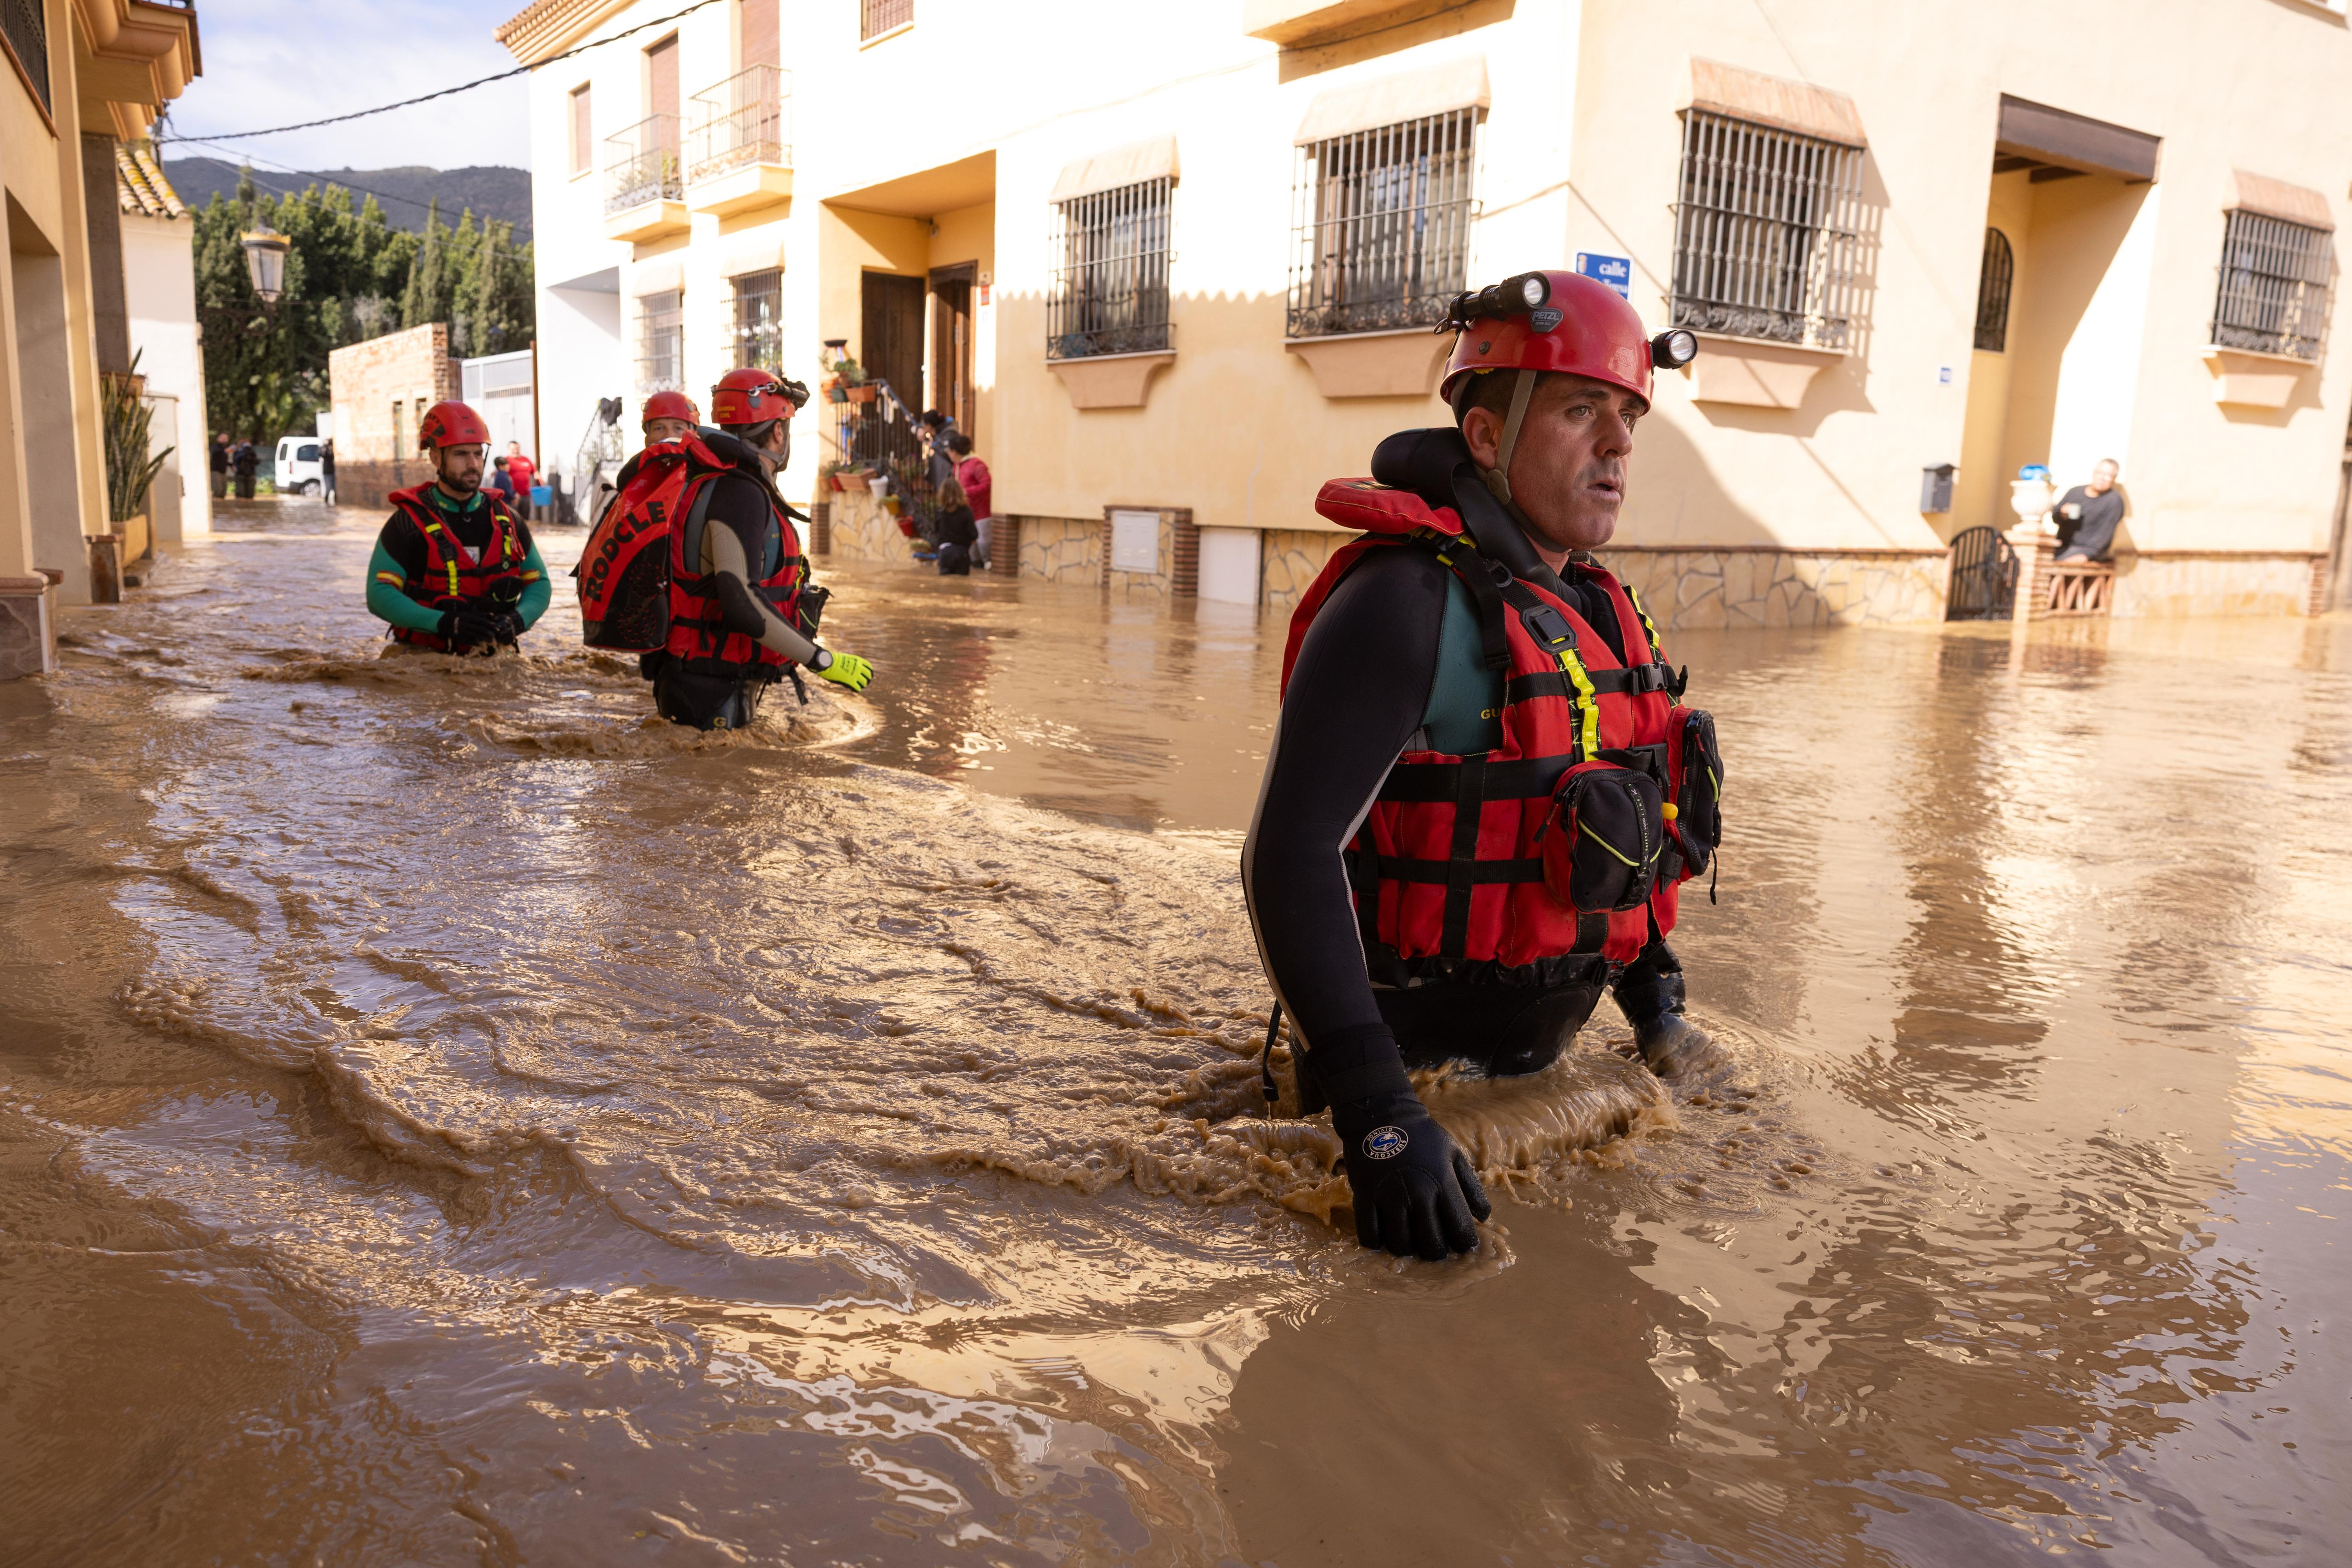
[731,270,783,370]
[1047,178,1172,360]
[1669,110,1863,349]
[2210,209,2332,361]
[638,290,684,392]
[861,0,910,40]
[605,114,683,215]
[0,0,47,114]
[1288,110,1477,338]
[1973,228,2014,353]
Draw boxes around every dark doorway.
[859,271,926,404]
[1944,525,2019,621]
[930,262,977,439]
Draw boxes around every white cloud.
[163,0,533,171]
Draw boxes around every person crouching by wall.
[948,433,992,568]
[933,478,978,576]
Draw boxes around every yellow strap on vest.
[1556,641,1601,760]
[418,515,461,598]
[1623,583,1669,666]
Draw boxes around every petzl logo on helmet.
[1363,1126,1409,1160]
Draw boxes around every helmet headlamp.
[1650,328,1700,370]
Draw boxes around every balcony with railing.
[686,65,793,216]
[603,113,688,242]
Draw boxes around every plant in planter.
[102,353,170,564]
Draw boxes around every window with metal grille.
[731,270,783,370]
[2210,209,2332,361]
[1,0,48,114]
[861,0,910,40]
[1973,228,2014,353]
[1047,179,1171,360]
[1288,109,1477,339]
[637,290,684,392]
[1670,110,1863,349]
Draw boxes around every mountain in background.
[163,158,533,241]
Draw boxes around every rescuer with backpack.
[365,400,550,654]
[1242,271,1722,1260]
[577,370,873,730]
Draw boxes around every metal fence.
[730,270,784,372]
[1287,109,1477,338]
[689,64,791,182]
[1,0,46,113]
[605,113,683,215]
[637,290,684,393]
[2211,209,2332,361]
[1047,178,1172,359]
[861,0,911,40]
[1669,110,1863,349]
[1973,227,2014,353]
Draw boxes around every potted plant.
[101,356,170,567]
[834,357,878,405]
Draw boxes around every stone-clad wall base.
[821,490,914,564]
[1598,549,1948,630]
[338,461,432,513]
[0,577,57,679]
[2109,554,2320,618]
[1018,516,1104,585]
[1261,529,1352,615]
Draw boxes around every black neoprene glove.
[437,608,507,647]
[1330,1090,1491,1259]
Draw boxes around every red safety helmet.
[709,368,809,427]
[641,390,701,430]
[1440,271,1694,412]
[416,399,492,452]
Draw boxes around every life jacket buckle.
[1522,605,1577,652]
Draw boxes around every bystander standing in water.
[209,433,228,500]
[232,439,258,499]
[949,433,993,569]
[319,437,337,505]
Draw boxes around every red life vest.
[1285,479,1715,970]
[576,436,698,651]
[663,453,811,675]
[383,484,534,651]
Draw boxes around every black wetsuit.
[1242,509,1684,1099]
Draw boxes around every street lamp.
[239,224,290,303]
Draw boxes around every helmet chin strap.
[1476,368,1538,515]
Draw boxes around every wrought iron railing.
[1288,110,1477,338]
[1,0,48,113]
[605,113,683,215]
[688,64,792,182]
[861,0,911,40]
[1670,110,1863,349]
[1048,177,1172,359]
[2211,208,2331,361]
[830,378,937,534]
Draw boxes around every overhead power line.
[157,0,717,144]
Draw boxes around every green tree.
[195,172,536,446]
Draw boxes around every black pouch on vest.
[1538,763,1666,915]
[1664,708,1724,881]
[794,583,831,640]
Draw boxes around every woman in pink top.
[948,434,991,567]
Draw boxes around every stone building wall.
[1261,528,1352,614]
[1601,548,1950,630]
[2108,552,2324,619]
[820,489,912,564]
[1017,516,1103,585]
[328,323,459,510]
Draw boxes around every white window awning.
[632,257,684,296]
[1049,136,1181,204]
[2228,170,2333,231]
[1293,55,1488,146]
[1686,59,1865,147]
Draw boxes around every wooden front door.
[930,263,977,438]
[859,271,926,406]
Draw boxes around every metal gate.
[1945,525,2018,621]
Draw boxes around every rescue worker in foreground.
[366,400,551,653]
[1243,271,1725,1260]
[646,368,874,730]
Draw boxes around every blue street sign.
[1575,252,1632,299]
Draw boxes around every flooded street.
[4,496,2348,1566]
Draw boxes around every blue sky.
[162,0,534,173]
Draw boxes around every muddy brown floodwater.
[3,497,2349,1566]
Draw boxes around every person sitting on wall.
[364,400,550,656]
[2053,459,2125,563]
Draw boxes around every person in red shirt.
[504,442,538,521]
[948,434,992,567]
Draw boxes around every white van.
[275,436,324,496]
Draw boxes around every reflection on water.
[3,496,2348,1564]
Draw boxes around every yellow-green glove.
[814,650,872,692]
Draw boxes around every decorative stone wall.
[1595,548,1948,630]
[2109,552,2323,619]
[1261,528,1352,614]
[0,574,57,680]
[821,489,916,564]
[1017,516,1104,585]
